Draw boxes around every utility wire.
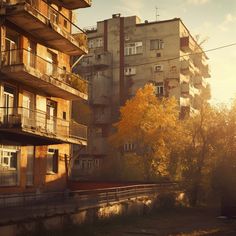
[109,42,236,69]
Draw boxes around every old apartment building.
[73,14,211,177]
[0,0,91,193]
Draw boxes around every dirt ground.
[77,207,236,236]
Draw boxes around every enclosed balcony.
[91,137,107,155]
[79,136,107,156]
[3,0,88,55]
[0,49,88,100]
[79,52,112,72]
[180,36,195,52]
[90,74,111,106]
[0,107,87,145]
[93,109,111,124]
[48,0,92,10]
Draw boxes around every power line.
[110,42,236,69]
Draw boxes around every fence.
[0,183,179,209]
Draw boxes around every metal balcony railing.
[1,49,88,96]
[2,0,87,55]
[0,107,87,141]
[5,0,85,34]
[47,0,92,10]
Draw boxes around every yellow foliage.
[111,84,182,178]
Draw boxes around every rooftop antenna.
[155,6,160,21]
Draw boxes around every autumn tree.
[111,84,183,181]
[181,100,220,206]
[210,101,236,212]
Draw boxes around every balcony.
[194,76,208,88]
[180,74,190,83]
[79,52,112,72]
[91,137,107,155]
[180,59,195,76]
[2,0,87,56]
[180,97,190,107]
[1,49,88,100]
[94,109,111,124]
[0,107,87,145]
[181,83,199,97]
[48,0,92,10]
[202,64,211,78]
[79,136,107,156]
[90,74,111,106]
[180,36,195,52]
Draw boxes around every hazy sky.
[77,0,236,105]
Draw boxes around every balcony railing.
[0,170,18,186]
[1,49,88,99]
[0,107,87,144]
[3,0,87,55]
[180,59,195,76]
[47,0,92,10]
[79,52,112,71]
[180,97,190,107]
[94,110,111,124]
[194,76,208,88]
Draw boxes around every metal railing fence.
[1,49,88,95]
[0,106,87,141]
[0,182,180,209]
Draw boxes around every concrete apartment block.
[73,14,211,178]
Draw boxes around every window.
[97,38,103,47]
[124,67,136,76]
[125,42,143,56]
[88,37,104,49]
[94,159,100,168]
[47,149,59,174]
[0,145,20,186]
[150,39,164,50]
[63,111,66,120]
[96,54,102,60]
[124,143,135,152]
[154,82,164,96]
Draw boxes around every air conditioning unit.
[125,36,130,41]
[125,67,136,76]
[154,65,164,72]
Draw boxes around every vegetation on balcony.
[1,49,88,96]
